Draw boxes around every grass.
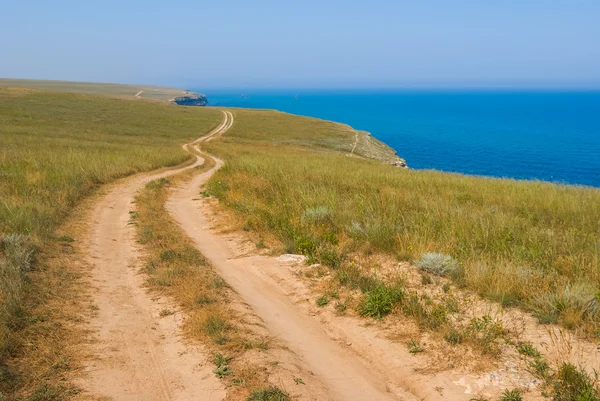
[0,88,222,398]
[357,283,403,319]
[247,387,291,401]
[499,389,523,401]
[205,108,600,332]
[553,363,600,401]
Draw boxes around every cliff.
[171,92,208,106]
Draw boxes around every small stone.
[277,254,307,264]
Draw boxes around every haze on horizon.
[2,0,600,89]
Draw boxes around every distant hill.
[0,78,205,103]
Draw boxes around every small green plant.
[256,240,266,249]
[421,273,433,285]
[529,357,550,380]
[442,283,451,293]
[499,389,522,401]
[212,353,232,378]
[517,341,541,358]
[444,328,465,345]
[247,386,291,401]
[407,339,424,354]
[357,283,404,319]
[415,252,458,276]
[159,309,173,317]
[316,296,329,307]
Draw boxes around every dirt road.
[77,112,232,401]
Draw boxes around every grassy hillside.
[0,78,191,102]
[205,108,600,332]
[0,88,221,237]
[0,88,221,398]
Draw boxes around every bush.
[415,252,458,276]
[357,283,404,319]
[553,363,600,401]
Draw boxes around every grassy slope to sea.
[0,86,222,398]
[204,108,600,336]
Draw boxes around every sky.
[2,1,600,89]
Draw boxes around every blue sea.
[200,90,600,188]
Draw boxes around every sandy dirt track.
[76,112,232,401]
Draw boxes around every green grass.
[205,108,600,331]
[247,387,291,401]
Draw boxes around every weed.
[407,339,424,354]
[159,309,173,317]
[212,353,232,378]
[442,283,451,293]
[256,240,266,249]
[517,341,541,358]
[247,387,291,401]
[357,283,404,319]
[444,329,465,345]
[421,273,433,285]
[335,267,381,293]
[529,357,550,380]
[499,389,523,401]
[316,296,329,307]
[319,247,341,268]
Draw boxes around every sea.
[199,90,600,188]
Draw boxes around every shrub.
[415,252,458,276]
[357,283,403,319]
[318,247,340,268]
[553,363,600,401]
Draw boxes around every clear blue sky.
[2,1,599,89]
